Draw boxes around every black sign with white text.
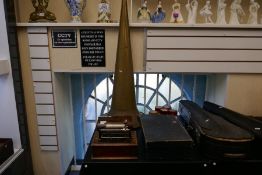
[80,29,105,67]
[52,30,77,48]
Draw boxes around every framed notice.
[51,29,77,48]
[80,29,105,67]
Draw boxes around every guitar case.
[178,100,254,160]
[203,101,262,159]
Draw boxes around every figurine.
[29,0,56,22]
[247,0,260,24]
[152,1,166,23]
[170,0,184,23]
[97,0,112,23]
[199,0,213,24]
[137,0,151,23]
[65,0,87,22]
[229,0,245,25]
[216,0,227,24]
[186,0,198,24]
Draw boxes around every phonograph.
[90,0,140,160]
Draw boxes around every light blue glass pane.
[108,78,113,96]
[158,78,170,99]
[145,88,154,105]
[158,96,167,107]
[96,101,103,117]
[138,87,145,104]
[138,74,145,86]
[134,74,137,85]
[148,96,157,110]
[171,101,180,110]
[96,79,108,102]
[144,108,150,114]
[85,121,96,144]
[170,82,181,100]
[86,98,96,120]
[137,105,145,113]
[103,108,109,114]
[146,74,158,89]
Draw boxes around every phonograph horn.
[108,0,140,128]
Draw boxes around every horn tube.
[107,0,140,128]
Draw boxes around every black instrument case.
[179,100,254,160]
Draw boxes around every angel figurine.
[200,0,213,23]
[229,0,245,25]
[170,0,184,23]
[186,0,198,24]
[216,0,227,24]
[247,0,260,24]
[137,0,151,23]
[152,1,166,23]
[97,0,112,23]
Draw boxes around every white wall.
[205,74,228,106]
[0,0,21,149]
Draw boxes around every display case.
[15,0,262,27]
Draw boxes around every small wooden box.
[91,131,138,160]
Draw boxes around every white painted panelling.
[32,71,52,82]
[0,59,9,75]
[147,37,262,49]
[40,146,58,151]
[39,136,57,145]
[146,62,262,73]
[38,126,57,135]
[147,29,262,37]
[147,50,262,61]
[31,59,50,70]
[28,34,48,46]
[34,82,53,93]
[36,105,54,115]
[27,27,47,34]
[35,94,54,104]
[37,115,56,125]
[29,47,49,58]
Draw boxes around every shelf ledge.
[0,148,24,174]
[0,60,9,75]
[16,22,262,29]
[16,22,119,27]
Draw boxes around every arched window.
[85,73,183,120]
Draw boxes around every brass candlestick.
[29,0,56,22]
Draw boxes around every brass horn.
[108,0,140,128]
